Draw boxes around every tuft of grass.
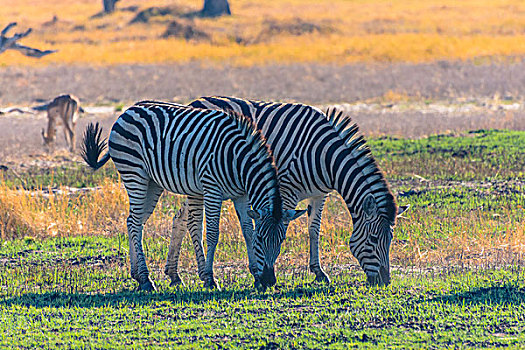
[114,103,125,112]
[0,179,128,240]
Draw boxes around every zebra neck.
[238,155,282,218]
[332,147,388,213]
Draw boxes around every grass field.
[3,1,525,347]
[2,254,525,348]
[3,0,525,66]
[1,129,524,348]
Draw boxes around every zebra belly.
[147,165,204,197]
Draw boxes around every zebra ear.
[283,209,307,222]
[397,204,410,217]
[363,195,377,217]
[247,210,261,220]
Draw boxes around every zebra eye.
[369,234,379,244]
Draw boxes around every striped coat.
[82,101,305,290]
[172,96,408,286]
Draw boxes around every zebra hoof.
[204,278,221,291]
[138,280,157,292]
[254,280,267,292]
[169,274,185,287]
[314,273,331,284]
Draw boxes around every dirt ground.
[0,61,524,161]
[3,61,525,105]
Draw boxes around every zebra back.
[190,96,397,218]
[189,96,399,286]
[125,100,283,216]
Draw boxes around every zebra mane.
[324,107,397,220]
[325,107,369,154]
[134,100,188,109]
[227,108,283,220]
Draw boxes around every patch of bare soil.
[0,98,524,163]
[0,112,117,162]
[391,179,525,198]
[329,101,525,137]
[0,61,524,154]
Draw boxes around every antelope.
[41,94,83,152]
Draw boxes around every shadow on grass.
[425,285,525,305]
[0,284,334,308]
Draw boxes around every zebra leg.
[203,191,223,290]
[164,197,206,286]
[184,196,207,282]
[164,201,189,287]
[307,195,330,284]
[126,180,164,292]
[233,196,258,281]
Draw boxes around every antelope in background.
[39,94,83,152]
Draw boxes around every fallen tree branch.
[0,22,57,58]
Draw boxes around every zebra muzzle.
[379,265,390,286]
[260,264,276,287]
[366,266,390,287]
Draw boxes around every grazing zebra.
[167,96,409,287]
[81,101,305,291]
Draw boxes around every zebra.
[166,96,408,287]
[81,100,306,291]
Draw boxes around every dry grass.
[1,180,523,269]
[0,179,127,239]
[3,0,525,66]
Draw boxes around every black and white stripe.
[81,100,305,290]
[181,96,409,286]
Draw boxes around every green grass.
[369,130,525,181]
[1,237,524,349]
[0,162,118,190]
[0,129,524,348]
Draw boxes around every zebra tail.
[81,122,110,170]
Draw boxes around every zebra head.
[349,194,409,287]
[248,208,306,289]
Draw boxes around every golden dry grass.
[0,179,127,239]
[1,180,523,269]
[2,0,525,66]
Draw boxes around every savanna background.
[0,0,524,348]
